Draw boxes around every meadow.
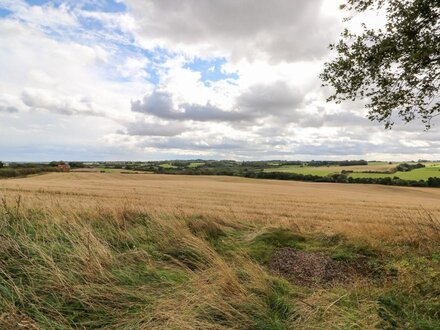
[0,172,439,329]
[264,162,440,181]
[263,162,397,176]
[350,164,440,181]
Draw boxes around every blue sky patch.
[0,8,11,18]
[80,0,126,13]
[24,0,126,12]
[184,57,239,83]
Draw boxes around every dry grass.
[0,172,439,329]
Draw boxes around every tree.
[0,161,3,168]
[321,0,440,129]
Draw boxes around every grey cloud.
[132,90,252,122]
[133,82,306,124]
[124,0,340,62]
[300,111,370,128]
[0,105,19,113]
[121,120,187,137]
[21,89,105,117]
[237,81,304,114]
[139,136,271,152]
[179,103,251,121]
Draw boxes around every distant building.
[57,164,70,172]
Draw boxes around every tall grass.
[0,197,300,329]
[0,173,439,329]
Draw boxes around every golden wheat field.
[1,172,439,240]
[1,172,439,329]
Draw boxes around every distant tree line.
[0,167,61,178]
[308,160,368,167]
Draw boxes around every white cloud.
[1,0,78,28]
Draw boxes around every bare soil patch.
[268,247,377,287]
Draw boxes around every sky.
[0,0,438,161]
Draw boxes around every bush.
[0,167,60,178]
[428,177,440,187]
[396,163,425,172]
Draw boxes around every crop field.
[0,173,439,329]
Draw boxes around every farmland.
[263,162,440,181]
[263,162,398,176]
[0,172,439,329]
[350,164,440,180]
[88,160,440,187]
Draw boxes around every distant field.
[265,163,440,180]
[158,163,178,168]
[264,162,397,176]
[350,164,440,180]
[188,162,205,167]
[0,173,439,329]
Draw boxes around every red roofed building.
[57,164,70,172]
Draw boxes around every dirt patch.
[268,247,376,287]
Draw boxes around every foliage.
[309,160,368,166]
[321,0,440,129]
[0,167,60,178]
[49,161,67,166]
[68,162,84,168]
[396,162,425,172]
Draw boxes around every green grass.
[158,163,178,169]
[264,165,337,176]
[248,229,306,263]
[350,165,440,181]
[264,163,440,181]
[188,162,205,168]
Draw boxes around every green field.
[159,163,178,169]
[188,162,205,168]
[264,165,336,176]
[350,165,440,181]
[264,163,440,181]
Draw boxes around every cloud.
[131,80,308,125]
[236,81,305,120]
[124,0,340,62]
[1,0,78,28]
[0,94,23,114]
[21,89,106,117]
[121,120,187,136]
[0,105,18,113]
[132,90,252,122]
